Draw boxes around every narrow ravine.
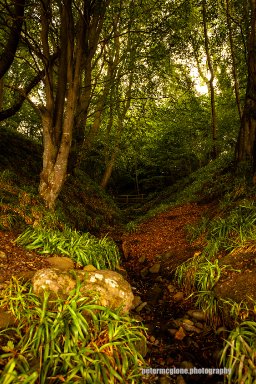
[0,202,228,383]
[117,202,226,384]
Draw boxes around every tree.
[202,0,218,159]
[32,0,109,209]
[225,0,243,121]
[236,0,256,181]
[0,0,33,121]
[0,0,26,79]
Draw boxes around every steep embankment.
[0,127,121,233]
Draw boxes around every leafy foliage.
[0,278,146,383]
[16,227,121,270]
[0,128,121,233]
[187,201,256,258]
[220,321,256,384]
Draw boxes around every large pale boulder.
[77,270,134,313]
[32,268,134,313]
[32,268,76,298]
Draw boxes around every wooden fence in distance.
[115,194,145,204]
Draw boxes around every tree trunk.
[39,90,75,210]
[226,0,243,121]
[0,0,26,79]
[236,0,256,181]
[38,0,109,209]
[202,0,217,159]
[38,0,84,209]
[100,147,119,189]
[0,78,3,111]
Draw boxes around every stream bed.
[123,259,226,384]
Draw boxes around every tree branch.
[0,0,26,79]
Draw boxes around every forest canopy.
[0,0,255,208]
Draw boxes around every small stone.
[140,267,149,278]
[174,326,186,340]
[182,322,201,333]
[183,319,194,325]
[149,263,161,274]
[132,295,142,308]
[83,264,97,272]
[136,302,148,313]
[46,256,74,271]
[167,283,176,293]
[173,292,184,301]
[168,328,178,336]
[194,322,204,329]
[187,310,206,321]
[0,251,7,260]
[138,255,146,263]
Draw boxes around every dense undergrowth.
[2,129,256,383]
[0,278,146,384]
[124,151,254,229]
[0,127,121,234]
[170,157,256,383]
[16,226,120,270]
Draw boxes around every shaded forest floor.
[120,202,215,274]
[2,199,256,383]
[0,202,212,289]
[0,201,226,384]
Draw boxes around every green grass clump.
[175,255,225,292]
[16,226,120,270]
[125,221,139,233]
[0,278,147,384]
[220,321,256,384]
[175,256,237,326]
[187,201,256,259]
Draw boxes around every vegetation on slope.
[0,127,121,234]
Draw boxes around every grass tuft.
[220,321,256,383]
[0,277,147,383]
[16,226,121,270]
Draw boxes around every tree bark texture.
[202,0,217,159]
[226,0,243,121]
[236,0,256,180]
[38,0,109,209]
[0,0,26,79]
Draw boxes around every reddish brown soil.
[0,202,214,283]
[121,203,214,275]
[0,231,50,284]
[0,201,255,313]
